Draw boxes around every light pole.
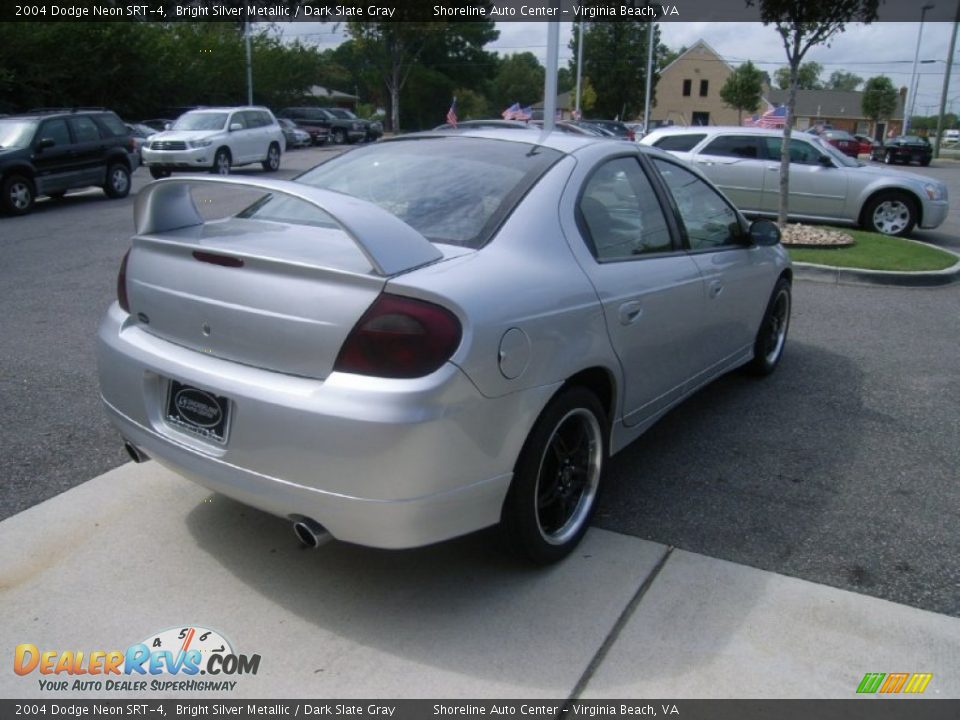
[575,21,584,119]
[904,3,935,135]
[934,1,960,158]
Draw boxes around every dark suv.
[0,109,133,216]
[277,107,365,145]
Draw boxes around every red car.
[820,130,861,158]
[853,134,874,156]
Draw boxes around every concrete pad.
[582,549,960,698]
[0,462,667,698]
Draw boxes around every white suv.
[142,107,284,179]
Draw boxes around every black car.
[583,119,636,141]
[0,109,134,216]
[871,136,932,166]
[323,107,383,142]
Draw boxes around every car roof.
[395,127,651,155]
[646,125,806,138]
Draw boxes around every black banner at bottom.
[2,699,959,720]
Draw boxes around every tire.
[261,142,281,172]
[862,191,918,237]
[2,174,35,215]
[103,162,131,199]
[920,158,931,167]
[745,278,791,376]
[149,167,171,180]
[331,128,346,145]
[210,148,231,175]
[884,151,894,165]
[501,387,607,564]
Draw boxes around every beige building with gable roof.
[651,39,742,127]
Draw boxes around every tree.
[826,70,863,91]
[720,61,765,123]
[774,62,823,90]
[491,53,545,108]
[749,0,880,227]
[568,22,664,119]
[861,75,898,134]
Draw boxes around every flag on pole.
[748,104,787,128]
[446,97,457,128]
[515,106,533,121]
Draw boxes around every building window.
[682,79,692,97]
[699,79,709,97]
[692,112,710,126]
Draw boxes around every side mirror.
[749,219,781,247]
[35,137,55,151]
[818,155,834,167]
[229,122,243,132]
[163,122,172,131]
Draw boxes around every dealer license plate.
[165,381,231,444]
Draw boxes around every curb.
[793,258,960,287]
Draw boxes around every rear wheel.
[884,150,894,165]
[211,148,231,175]
[2,174,35,215]
[149,167,171,180]
[863,191,917,236]
[103,163,131,199]
[501,387,607,564]
[745,278,791,376]
[331,128,346,145]
[261,142,281,172]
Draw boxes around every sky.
[279,21,960,118]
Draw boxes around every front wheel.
[862,191,917,236]
[2,174,35,215]
[103,163,131,199]
[210,149,231,175]
[745,278,791,376]
[331,128,346,145]
[501,387,607,564]
[149,167,171,180]
[261,142,281,172]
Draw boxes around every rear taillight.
[334,294,462,379]
[627,129,636,141]
[117,249,130,312]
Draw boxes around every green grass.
[787,229,958,272]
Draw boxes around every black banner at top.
[2,0,959,23]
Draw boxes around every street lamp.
[904,3,935,135]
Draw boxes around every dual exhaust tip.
[122,440,331,550]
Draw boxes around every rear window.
[96,113,129,137]
[240,137,563,249]
[701,135,762,159]
[653,133,706,152]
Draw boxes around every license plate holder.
[165,381,231,444]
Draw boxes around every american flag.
[745,104,787,128]
[502,102,521,120]
[514,106,533,121]
[446,97,457,128]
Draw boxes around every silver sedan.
[97,130,791,563]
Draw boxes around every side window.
[653,159,744,251]
[653,133,706,152]
[69,116,100,143]
[763,137,823,165]
[39,119,70,147]
[229,113,248,130]
[577,157,673,262]
[259,111,275,127]
[701,135,761,159]
[96,113,128,138]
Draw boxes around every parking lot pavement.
[2,461,959,700]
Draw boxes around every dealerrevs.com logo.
[14,626,261,692]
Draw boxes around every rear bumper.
[97,304,557,549]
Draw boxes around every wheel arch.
[858,186,923,229]
[2,163,37,186]
[559,366,618,436]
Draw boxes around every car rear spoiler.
[133,176,443,277]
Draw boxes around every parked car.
[585,119,636,141]
[819,129,860,158]
[943,129,960,142]
[125,122,157,162]
[278,118,311,149]
[141,106,284,179]
[0,109,133,215]
[433,119,534,131]
[853,133,875,156]
[277,107,362,145]
[641,126,948,236]
[98,130,791,563]
[140,119,174,132]
[870,136,933,166]
[324,107,383,142]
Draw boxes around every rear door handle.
[708,280,723,299]
[618,301,643,325]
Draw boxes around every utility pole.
[245,20,254,106]
[935,2,960,157]
[643,21,655,133]
[544,20,559,133]
[575,21,584,118]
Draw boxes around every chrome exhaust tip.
[293,518,332,549]
[123,440,150,464]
